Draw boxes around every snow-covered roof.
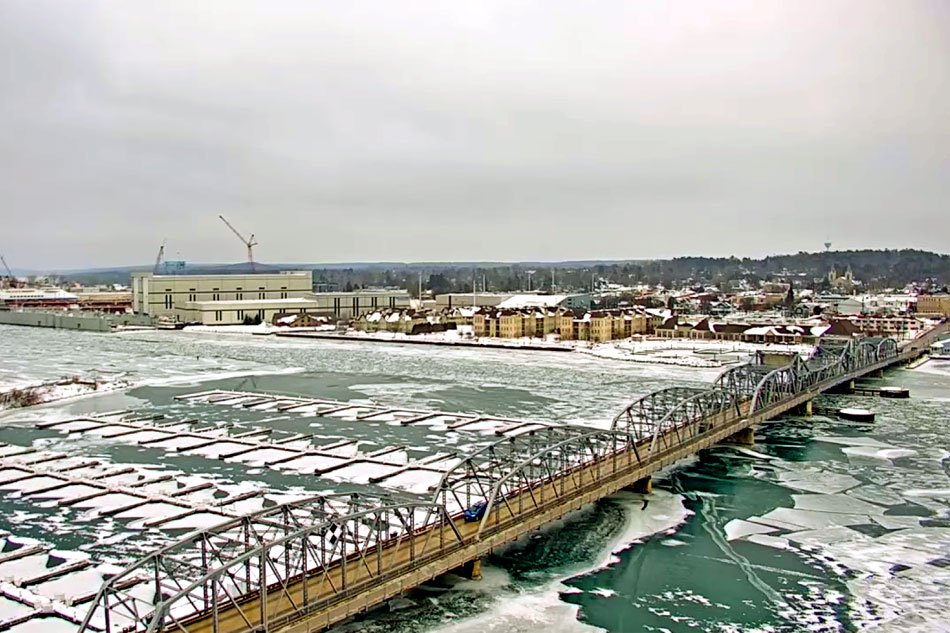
[497,294,573,309]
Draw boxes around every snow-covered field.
[580,338,815,367]
[175,325,818,367]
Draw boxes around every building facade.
[132,272,412,322]
[174,297,326,325]
[918,295,950,317]
[308,289,411,320]
[132,271,313,317]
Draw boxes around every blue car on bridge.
[464,501,487,522]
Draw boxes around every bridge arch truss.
[79,492,463,633]
[80,332,906,633]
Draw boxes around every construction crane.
[153,239,166,274]
[0,254,13,288]
[219,215,258,272]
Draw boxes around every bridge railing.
[750,336,899,414]
[78,493,462,633]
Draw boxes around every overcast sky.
[1,1,948,270]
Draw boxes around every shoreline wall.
[0,310,154,332]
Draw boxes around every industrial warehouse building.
[132,271,313,317]
[132,271,411,324]
[174,297,324,325]
[307,288,411,320]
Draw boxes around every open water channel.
[0,324,948,633]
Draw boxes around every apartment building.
[918,295,950,317]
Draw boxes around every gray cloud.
[1,0,948,269]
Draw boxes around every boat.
[0,287,79,308]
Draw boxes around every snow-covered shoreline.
[580,339,815,367]
[172,324,817,366]
[0,376,130,411]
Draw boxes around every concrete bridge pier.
[460,558,482,580]
[829,379,856,394]
[793,400,813,416]
[627,476,653,494]
[721,427,755,446]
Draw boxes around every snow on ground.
[0,378,128,411]
[181,323,335,335]
[325,329,574,349]
[580,338,815,367]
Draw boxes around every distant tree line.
[57,249,950,295]
[308,249,950,296]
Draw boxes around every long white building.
[132,271,411,324]
[132,271,314,317]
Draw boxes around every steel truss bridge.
[79,326,947,633]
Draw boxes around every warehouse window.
[214,311,222,321]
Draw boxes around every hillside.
[38,249,950,292]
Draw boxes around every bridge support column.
[628,476,652,494]
[461,558,482,581]
[872,369,885,378]
[722,427,754,445]
[795,400,813,416]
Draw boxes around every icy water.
[1,324,949,632]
